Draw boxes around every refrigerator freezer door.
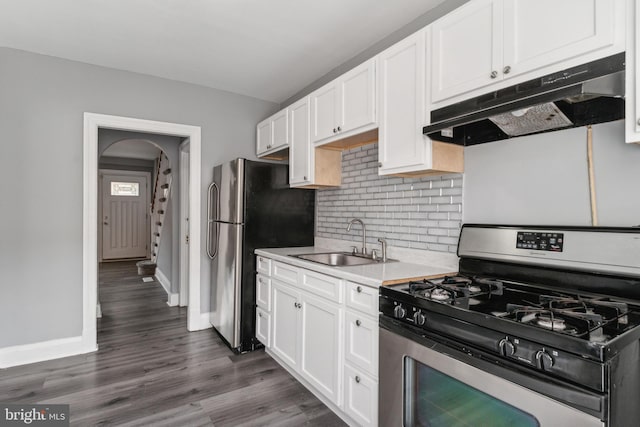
[212,159,245,224]
[210,221,244,348]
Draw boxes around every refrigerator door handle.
[206,182,220,259]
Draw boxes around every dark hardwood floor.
[1,261,345,426]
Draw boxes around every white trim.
[179,140,190,307]
[155,267,171,294]
[84,113,202,361]
[199,312,213,330]
[167,293,180,307]
[0,336,97,369]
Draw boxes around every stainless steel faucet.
[377,238,387,262]
[347,218,367,255]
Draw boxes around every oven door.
[379,318,605,427]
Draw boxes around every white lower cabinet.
[256,255,379,426]
[344,363,378,427]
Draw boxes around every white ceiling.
[0,0,447,103]
[102,139,161,160]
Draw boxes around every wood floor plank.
[0,261,346,426]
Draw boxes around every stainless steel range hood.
[423,53,625,146]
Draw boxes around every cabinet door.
[289,96,313,187]
[378,30,430,174]
[256,274,271,311]
[344,364,378,427]
[256,118,272,155]
[503,0,616,80]
[627,0,640,143]
[300,293,342,405]
[255,307,271,347]
[271,108,289,151]
[339,58,377,134]
[344,311,378,377]
[271,281,300,368]
[430,0,503,104]
[311,82,339,143]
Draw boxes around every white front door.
[101,172,149,260]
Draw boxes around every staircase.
[150,152,172,264]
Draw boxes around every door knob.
[103,221,109,225]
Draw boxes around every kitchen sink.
[292,252,393,267]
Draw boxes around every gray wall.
[317,144,462,253]
[0,47,277,348]
[464,121,640,226]
[281,0,470,107]
[99,129,183,292]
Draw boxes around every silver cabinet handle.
[490,70,498,79]
[337,126,342,131]
[378,162,382,168]
[503,65,511,74]
[357,286,362,293]
[355,376,361,383]
[356,320,361,327]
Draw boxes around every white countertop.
[255,246,458,288]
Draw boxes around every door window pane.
[111,182,139,196]
[404,357,539,427]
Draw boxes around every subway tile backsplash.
[316,144,463,254]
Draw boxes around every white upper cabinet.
[289,96,313,187]
[256,108,289,158]
[430,0,502,104]
[626,0,640,144]
[378,29,464,176]
[312,58,377,145]
[430,0,624,107]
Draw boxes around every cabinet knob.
[355,376,361,383]
[356,319,361,327]
[258,278,262,283]
[333,128,337,133]
[503,65,511,74]
[356,286,362,293]
[378,162,382,168]
[267,144,272,149]
[258,312,262,317]
[637,118,640,126]
[490,70,498,79]
[303,176,307,181]
[337,126,342,132]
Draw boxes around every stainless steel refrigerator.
[206,158,315,352]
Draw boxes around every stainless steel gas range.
[379,224,640,427]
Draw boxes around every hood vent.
[423,53,625,146]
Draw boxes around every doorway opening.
[82,113,204,355]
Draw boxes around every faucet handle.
[371,249,378,260]
[351,246,359,255]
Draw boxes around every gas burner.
[536,316,567,331]
[429,288,453,301]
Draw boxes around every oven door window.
[404,357,540,427]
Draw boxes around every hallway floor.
[0,261,345,426]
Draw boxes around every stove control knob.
[413,310,426,326]
[498,337,516,357]
[535,349,554,370]
[393,304,407,319]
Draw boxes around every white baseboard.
[155,267,171,293]
[155,268,179,306]
[0,335,97,369]
[166,293,179,307]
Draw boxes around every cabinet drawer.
[272,261,299,285]
[256,307,271,348]
[343,363,378,427]
[345,311,378,378]
[301,269,343,303]
[345,282,378,316]
[256,274,271,311]
[256,256,272,276]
